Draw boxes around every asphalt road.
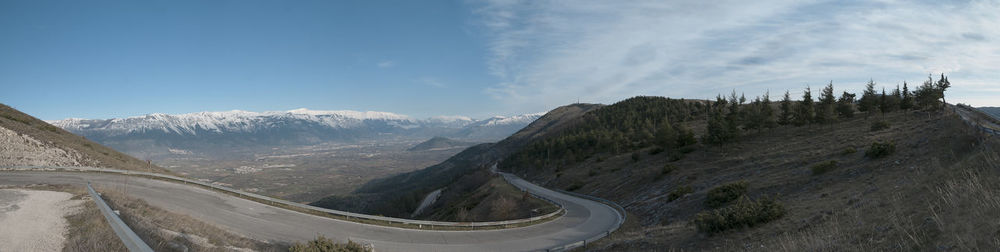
[0,171,621,251]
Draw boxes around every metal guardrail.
[495,168,626,252]
[3,166,564,229]
[86,182,154,252]
[545,189,627,251]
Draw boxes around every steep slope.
[487,96,993,250]
[0,104,171,173]
[309,103,601,220]
[407,136,476,151]
[978,106,1000,120]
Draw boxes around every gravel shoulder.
[0,189,83,252]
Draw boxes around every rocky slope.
[0,103,170,173]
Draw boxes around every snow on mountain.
[49,109,543,139]
[475,112,547,127]
[285,108,411,121]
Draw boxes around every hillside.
[0,103,171,173]
[479,82,996,250]
[978,107,1000,120]
[577,108,995,251]
[310,103,601,220]
[407,136,475,151]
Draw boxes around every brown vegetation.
[0,103,172,174]
[289,236,368,252]
[521,108,986,251]
[94,186,286,252]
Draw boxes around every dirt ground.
[0,188,83,252]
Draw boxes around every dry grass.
[728,147,1000,252]
[560,110,997,251]
[0,184,128,252]
[289,236,370,252]
[94,186,288,252]
[425,172,561,222]
[0,103,173,174]
[64,199,129,252]
[12,183,287,251]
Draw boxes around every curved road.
[0,171,621,251]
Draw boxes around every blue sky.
[2,0,999,121]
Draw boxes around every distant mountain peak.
[285,108,411,121]
[49,108,548,152]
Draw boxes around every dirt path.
[0,189,83,252]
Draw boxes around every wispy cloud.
[419,77,447,88]
[377,60,396,68]
[471,0,1000,110]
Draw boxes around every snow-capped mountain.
[450,113,547,140]
[50,109,420,136]
[49,108,543,157]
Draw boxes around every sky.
[2,0,998,121]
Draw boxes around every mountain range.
[49,109,544,157]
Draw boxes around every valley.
[158,140,466,203]
[3,1,998,251]
[48,108,540,204]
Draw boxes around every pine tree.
[879,87,887,116]
[816,81,836,124]
[727,90,742,126]
[900,81,914,110]
[779,91,793,125]
[915,75,938,110]
[745,97,762,131]
[859,79,878,119]
[836,91,856,118]
[705,110,735,144]
[761,91,777,128]
[655,120,677,149]
[884,85,900,113]
[794,87,815,126]
[675,124,697,147]
[936,73,951,108]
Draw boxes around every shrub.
[810,160,838,175]
[648,146,665,155]
[865,141,896,158]
[667,185,693,202]
[694,195,786,234]
[705,181,748,208]
[870,120,890,131]
[657,164,677,180]
[566,182,583,191]
[678,145,696,154]
[0,114,30,125]
[40,124,61,133]
[668,152,685,161]
[841,147,857,155]
[661,164,677,175]
[289,236,367,252]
